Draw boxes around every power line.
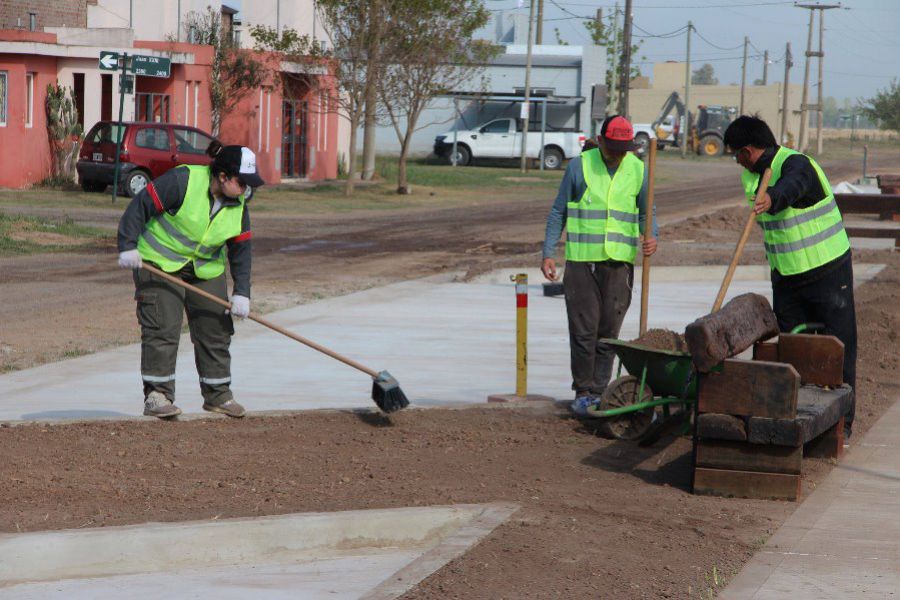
[691,27,745,51]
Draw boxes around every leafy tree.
[582,12,644,114]
[379,0,496,194]
[182,7,266,135]
[692,63,718,85]
[861,79,900,132]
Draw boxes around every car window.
[174,128,213,155]
[86,123,125,144]
[481,120,509,134]
[134,127,171,151]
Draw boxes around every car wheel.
[699,135,724,157]
[447,145,471,166]
[633,133,650,156]
[125,170,150,197]
[542,148,563,170]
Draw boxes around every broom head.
[372,370,410,413]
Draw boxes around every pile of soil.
[632,328,689,353]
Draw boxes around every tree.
[182,6,266,135]
[861,79,900,132]
[692,64,718,85]
[379,0,495,194]
[252,2,373,196]
[45,83,82,184]
[582,11,644,114]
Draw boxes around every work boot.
[143,391,182,419]
[202,399,246,418]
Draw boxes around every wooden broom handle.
[639,141,657,336]
[712,168,773,312]
[140,263,379,378]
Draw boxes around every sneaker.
[143,391,182,419]
[571,395,599,417]
[202,399,246,418]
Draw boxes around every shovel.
[140,263,410,413]
[711,168,773,312]
[639,141,658,335]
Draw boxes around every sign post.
[111,52,128,203]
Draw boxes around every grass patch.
[0,212,112,256]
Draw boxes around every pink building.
[0,4,341,188]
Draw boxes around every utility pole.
[796,3,840,154]
[520,0,536,172]
[619,0,633,118]
[682,21,692,159]
[609,4,618,116]
[536,0,544,45]
[780,42,793,145]
[762,49,769,85]
[740,36,748,115]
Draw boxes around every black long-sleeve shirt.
[117,166,252,297]
[750,146,850,287]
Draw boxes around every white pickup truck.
[433,118,585,169]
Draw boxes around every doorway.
[72,73,85,130]
[281,100,307,178]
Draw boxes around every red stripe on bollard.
[516,294,528,308]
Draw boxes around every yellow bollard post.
[513,272,528,397]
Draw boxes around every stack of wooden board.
[692,334,850,501]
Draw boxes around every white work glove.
[229,295,250,319]
[118,249,143,269]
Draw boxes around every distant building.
[0,0,344,188]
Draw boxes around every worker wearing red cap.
[542,115,658,416]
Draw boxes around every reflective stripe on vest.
[137,165,246,279]
[741,147,850,276]
[565,149,643,263]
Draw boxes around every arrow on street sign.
[99,51,119,71]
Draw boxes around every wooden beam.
[695,440,802,474]
[697,413,747,441]
[778,333,844,387]
[698,359,799,419]
[753,341,778,362]
[805,416,844,459]
[693,467,800,501]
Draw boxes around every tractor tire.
[698,135,724,157]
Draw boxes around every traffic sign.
[131,55,171,78]
[99,51,119,71]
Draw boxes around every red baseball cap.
[600,115,636,152]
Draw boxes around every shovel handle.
[712,168,772,312]
[139,263,379,378]
[639,141,657,336]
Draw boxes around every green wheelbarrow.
[585,338,697,442]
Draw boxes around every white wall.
[89,0,218,42]
[56,58,135,128]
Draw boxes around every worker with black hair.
[724,115,857,439]
[117,141,265,419]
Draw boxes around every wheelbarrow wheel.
[593,376,656,441]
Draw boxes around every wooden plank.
[695,440,802,475]
[693,467,800,501]
[747,385,852,446]
[696,413,747,441]
[685,293,780,373]
[698,359,799,419]
[805,416,845,460]
[753,341,778,362]
[834,193,900,215]
[778,334,844,387]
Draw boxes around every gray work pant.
[133,266,234,407]
[563,260,634,397]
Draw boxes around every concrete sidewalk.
[0,265,883,423]
[721,397,900,598]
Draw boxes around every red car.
[77,121,219,197]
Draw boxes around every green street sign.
[119,74,134,94]
[131,55,171,78]
[99,51,119,71]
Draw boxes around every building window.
[25,73,34,128]
[0,71,7,126]
[135,93,171,123]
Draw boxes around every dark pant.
[563,261,634,396]
[772,258,858,427]
[133,265,235,406]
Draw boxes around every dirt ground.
[1,150,898,598]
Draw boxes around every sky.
[483,0,900,105]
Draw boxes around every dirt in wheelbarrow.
[632,328,690,353]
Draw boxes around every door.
[475,119,515,158]
[133,126,175,178]
[173,126,214,167]
[281,100,308,178]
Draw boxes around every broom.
[140,264,410,413]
